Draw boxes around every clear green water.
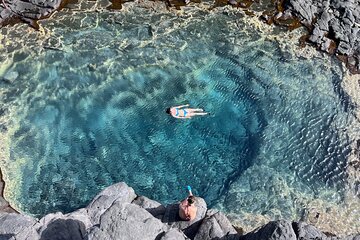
[0,5,358,233]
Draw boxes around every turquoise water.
[0,6,358,229]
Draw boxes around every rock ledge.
[0,182,358,240]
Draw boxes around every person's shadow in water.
[40,219,86,240]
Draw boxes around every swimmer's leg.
[188,108,204,112]
[194,112,208,116]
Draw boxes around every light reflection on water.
[0,5,359,235]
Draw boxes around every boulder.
[342,234,360,240]
[194,210,239,240]
[86,182,137,224]
[286,0,360,72]
[0,212,39,239]
[162,197,207,239]
[241,220,296,240]
[292,221,328,239]
[160,228,189,240]
[86,201,168,240]
[132,196,166,219]
[34,211,90,240]
[65,208,92,230]
[11,0,62,19]
[38,218,86,240]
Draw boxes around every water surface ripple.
[0,5,359,235]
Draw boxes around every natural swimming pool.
[0,4,359,235]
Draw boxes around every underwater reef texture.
[0,182,359,240]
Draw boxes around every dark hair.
[187,196,195,205]
[166,108,171,114]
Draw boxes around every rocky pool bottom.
[0,1,359,237]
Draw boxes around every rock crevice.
[284,0,360,73]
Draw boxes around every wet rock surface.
[0,170,16,213]
[284,0,360,73]
[0,182,358,240]
[0,0,63,28]
[0,0,359,72]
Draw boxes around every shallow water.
[0,4,359,234]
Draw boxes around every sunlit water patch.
[0,4,359,235]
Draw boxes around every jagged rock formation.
[284,0,360,73]
[0,0,63,28]
[0,182,359,240]
[1,0,359,73]
[0,170,16,213]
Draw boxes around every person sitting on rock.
[166,104,208,119]
[179,186,197,221]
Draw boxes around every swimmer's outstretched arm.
[174,104,190,109]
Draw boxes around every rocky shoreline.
[284,0,360,74]
[0,169,16,213]
[0,182,358,240]
[0,0,359,73]
[0,0,359,239]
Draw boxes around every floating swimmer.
[166,104,208,119]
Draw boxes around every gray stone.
[132,196,166,219]
[309,27,326,44]
[338,41,352,55]
[86,201,168,240]
[160,228,189,240]
[194,211,239,240]
[162,197,207,239]
[342,234,360,240]
[318,11,332,31]
[343,9,355,26]
[65,208,92,230]
[287,0,360,73]
[228,0,237,6]
[321,37,334,53]
[37,217,86,240]
[0,212,36,235]
[293,222,328,240]
[86,182,137,225]
[35,212,89,240]
[13,0,62,19]
[0,0,62,27]
[241,220,296,240]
